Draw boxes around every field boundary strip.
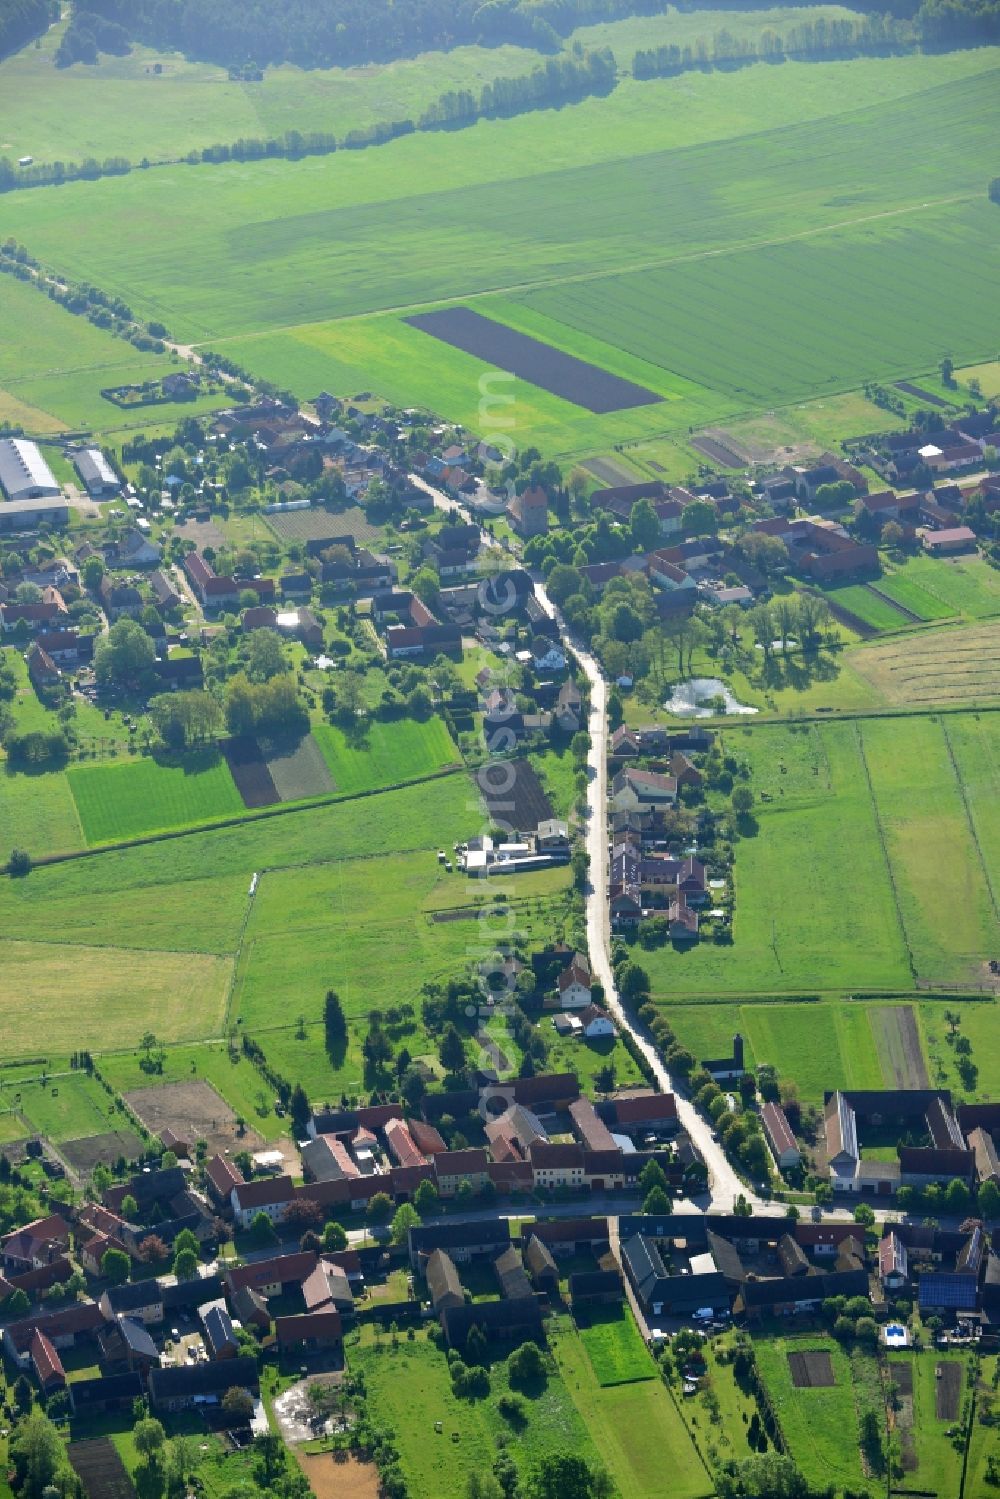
[940,718,1000,926]
[852,721,916,982]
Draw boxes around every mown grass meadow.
[67,751,244,844]
[577,1307,656,1387]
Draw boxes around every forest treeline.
[633,14,917,75]
[0,46,617,189]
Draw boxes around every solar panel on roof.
[918,1274,977,1310]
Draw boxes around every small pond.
[664,677,758,718]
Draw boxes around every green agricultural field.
[548,1316,711,1499]
[871,573,956,623]
[642,713,999,1000]
[349,1323,601,1499]
[880,553,1000,620]
[4,52,998,455]
[232,848,576,1027]
[848,620,1000,708]
[664,1001,889,1100]
[0,939,231,1056]
[0,271,224,436]
[577,1307,656,1387]
[0,768,83,859]
[67,751,244,844]
[312,715,460,795]
[0,870,250,956]
[818,582,914,632]
[643,719,912,998]
[859,716,998,985]
[945,713,1000,906]
[0,773,480,909]
[753,1335,868,1492]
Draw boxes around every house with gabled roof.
[30,1329,66,1393]
[761,1102,800,1171]
[556,954,592,1009]
[425,1249,465,1313]
[524,1234,559,1291]
[204,1153,244,1207]
[148,1355,259,1412]
[231,1174,296,1229]
[2,1215,71,1272]
[610,767,677,813]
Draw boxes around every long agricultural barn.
[73,447,120,498]
[0,438,60,501]
[0,496,70,533]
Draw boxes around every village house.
[507,485,549,538]
[556,953,592,1009]
[610,767,678,813]
[433,1148,489,1197]
[2,1216,71,1273]
[879,1232,908,1292]
[99,1280,164,1326]
[230,1175,296,1229]
[25,642,59,686]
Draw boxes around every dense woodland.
[42,0,1000,70]
[64,0,651,66]
[0,0,55,59]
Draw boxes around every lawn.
[0,939,231,1056]
[965,1355,1000,1499]
[66,750,244,844]
[12,1073,124,1143]
[705,389,912,463]
[348,1323,601,1499]
[548,1315,711,1499]
[753,1334,866,1492]
[529,745,578,821]
[577,1306,656,1387]
[312,715,460,795]
[4,50,999,454]
[918,1001,1000,1103]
